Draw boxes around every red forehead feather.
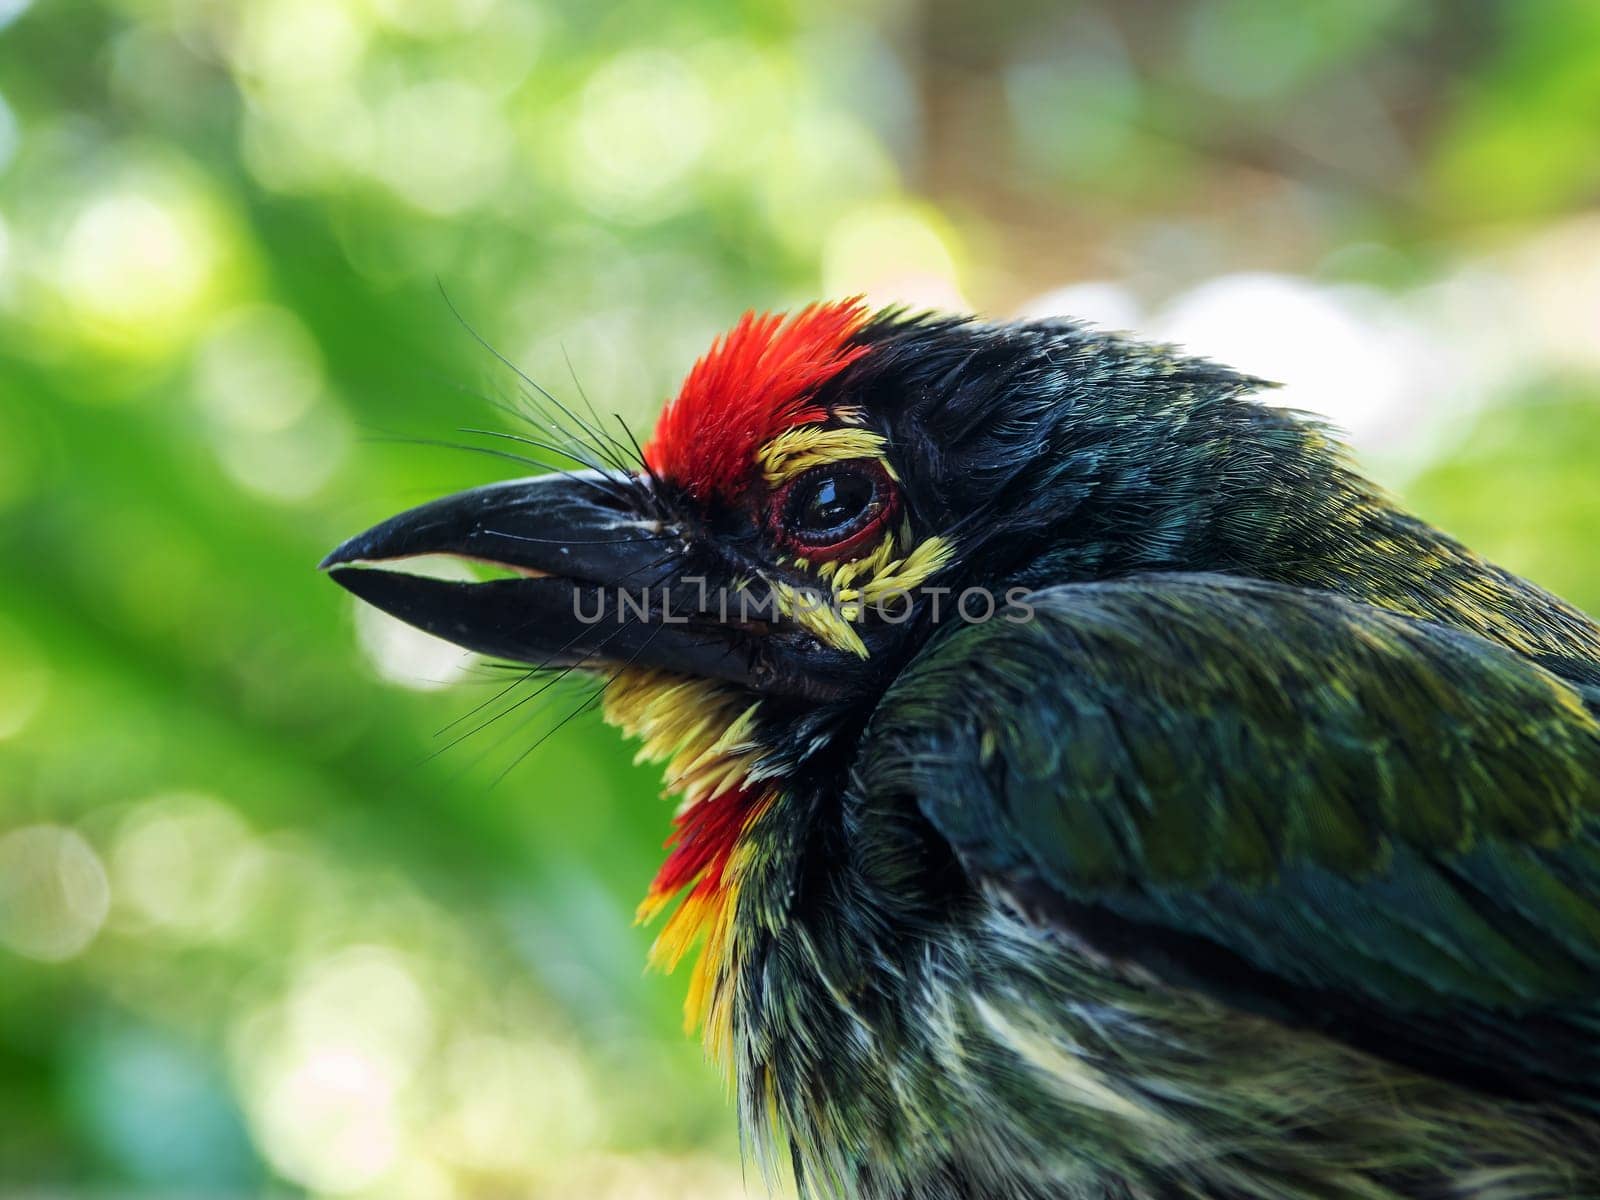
[643,299,871,502]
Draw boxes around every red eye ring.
[768,459,899,563]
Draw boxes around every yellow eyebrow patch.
[758,426,893,487]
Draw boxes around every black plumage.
[328,307,1600,1199]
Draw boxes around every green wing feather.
[860,574,1600,1106]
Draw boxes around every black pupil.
[793,469,877,542]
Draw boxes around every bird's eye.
[792,470,874,539]
[772,460,898,560]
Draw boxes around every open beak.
[322,471,846,697]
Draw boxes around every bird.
[323,299,1600,1200]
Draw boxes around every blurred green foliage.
[0,0,1597,1196]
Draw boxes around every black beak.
[322,472,848,697]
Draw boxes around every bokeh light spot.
[376,80,510,215]
[55,172,224,356]
[233,0,369,90]
[822,202,967,310]
[1157,273,1425,445]
[437,1035,600,1168]
[211,401,351,503]
[111,794,261,940]
[194,305,325,433]
[244,947,432,1193]
[0,825,111,963]
[289,946,435,1069]
[353,559,478,690]
[570,51,711,222]
[757,109,898,256]
[239,80,377,191]
[1017,281,1142,331]
[255,1046,402,1193]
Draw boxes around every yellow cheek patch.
[831,529,955,605]
[758,426,893,487]
[765,531,956,658]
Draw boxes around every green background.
[1,0,1597,1196]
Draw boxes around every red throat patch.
[643,299,872,503]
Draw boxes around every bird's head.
[323,299,1334,1049]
